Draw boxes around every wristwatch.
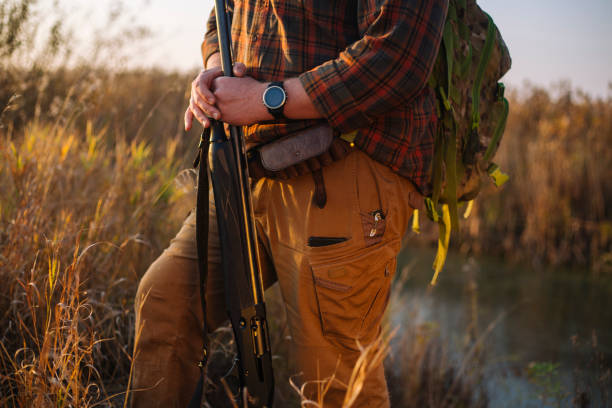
[262,81,287,120]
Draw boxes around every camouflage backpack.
[415,0,512,284]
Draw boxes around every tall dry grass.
[406,85,612,273]
[1,3,610,403]
[0,64,491,406]
[482,86,611,270]
[0,64,199,405]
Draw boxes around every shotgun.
[189,0,275,406]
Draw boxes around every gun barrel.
[208,122,274,407]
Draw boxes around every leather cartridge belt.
[247,124,353,181]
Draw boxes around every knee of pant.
[135,254,197,312]
[134,254,203,352]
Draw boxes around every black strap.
[265,81,287,120]
[188,129,211,408]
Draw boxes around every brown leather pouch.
[247,124,353,181]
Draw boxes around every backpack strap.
[425,6,461,284]
[471,14,496,132]
[443,121,460,234]
[431,121,445,206]
[442,21,455,114]
[483,83,509,163]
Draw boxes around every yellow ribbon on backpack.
[411,209,421,234]
[431,204,451,286]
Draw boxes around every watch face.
[263,85,286,109]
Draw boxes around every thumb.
[233,62,247,77]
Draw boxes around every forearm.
[211,75,321,125]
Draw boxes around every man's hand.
[211,68,270,126]
[185,66,223,131]
[184,56,252,130]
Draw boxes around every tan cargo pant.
[132,149,419,407]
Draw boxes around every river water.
[394,247,612,407]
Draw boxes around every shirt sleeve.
[299,0,448,133]
[201,1,235,68]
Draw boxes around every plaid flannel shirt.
[202,0,448,195]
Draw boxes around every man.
[132,0,448,406]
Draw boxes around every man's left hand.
[212,64,271,126]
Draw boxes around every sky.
[41,0,612,98]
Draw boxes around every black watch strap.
[265,81,287,120]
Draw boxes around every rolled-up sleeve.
[299,0,448,133]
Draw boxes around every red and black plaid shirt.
[202,0,448,195]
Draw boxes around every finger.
[192,79,216,105]
[192,91,220,120]
[189,97,211,128]
[184,108,191,131]
[233,62,247,77]
[196,69,223,103]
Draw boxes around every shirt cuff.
[298,59,372,134]
[201,36,220,68]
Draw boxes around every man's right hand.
[184,53,248,131]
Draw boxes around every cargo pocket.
[309,243,397,344]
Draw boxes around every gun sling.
[187,129,212,408]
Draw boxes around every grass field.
[1,5,611,402]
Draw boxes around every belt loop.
[312,169,327,209]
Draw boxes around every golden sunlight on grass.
[1,7,610,403]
